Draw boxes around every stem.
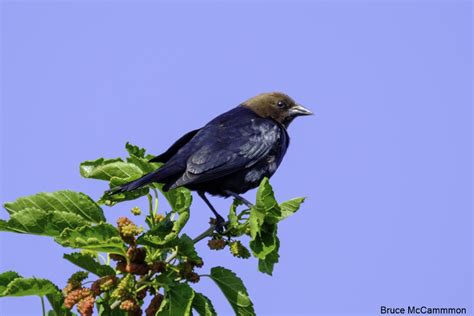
[147,193,156,227]
[193,225,216,244]
[165,248,178,263]
[110,299,121,309]
[193,221,230,243]
[40,296,45,316]
[152,187,159,214]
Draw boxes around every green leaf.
[160,186,193,214]
[254,177,281,223]
[157,283,195,316]
[0,208,88,237]
[137,210,190,246]
[171,234,202,263]
[55,223,126,255]
[63,252,116,277]
[192,292,217,316]
[279,197,305,220]
[249,223,278,259]
[227,199,248,235]
[249,222,280,275]
[98,176,150,206]
[137,215,174,246]
[3,190,105,223]
[258,238,280,275]
[126,155,158,174]
[80,159,143,182]
[0,271,21,293]
[0,277,58,297]
[209,267,255,316]
[125,142,146,158]
[80,158,123,179]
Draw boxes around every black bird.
[108,92,312,228]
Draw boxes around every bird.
[107,92,312,230]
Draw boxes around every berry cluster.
[63,272,95,316]
[117,217,143,244]
[208,238,251,259]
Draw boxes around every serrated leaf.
[3,190,105,223]
[55,223,126,255]
[0,208,88,237]
[209,267,255,316]
[125,142,146,158]
[258,238,280,275]
[137,210,189,246]
[192,292,217,316]
[157,283,194,316]
[80,158,123,179]
[80,158,143,182]
[228,200,249,235]
[126,155,158,174]
[98,176,150,206]
[171,234,202,263]
[160,186,192,214]
[0,271,21,293]
[249,222,280,275]
[63,252,116,277]
[279,197,305,220]
[254,177,281,223]
[249,223,278,259]
[0,277,58,297]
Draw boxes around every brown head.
[241,92,313,127]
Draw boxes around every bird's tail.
[105,171,159,195]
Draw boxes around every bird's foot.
[224,190,254,208]
[210,215,227,234]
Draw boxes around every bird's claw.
[211,215,227,234]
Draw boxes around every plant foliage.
[0,143,305,315]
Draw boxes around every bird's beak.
[290,104,313,117]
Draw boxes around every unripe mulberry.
[91,276,117,296]
[131,206,141,216]
[154,214,165,222]
[229,241,251,259]
[117,217,143,244]
[111,274,135,301]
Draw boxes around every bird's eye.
[277,100,287,109]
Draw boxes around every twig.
[40,296,45,316]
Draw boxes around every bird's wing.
[170,117,282,188]
[149,128,201,163]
